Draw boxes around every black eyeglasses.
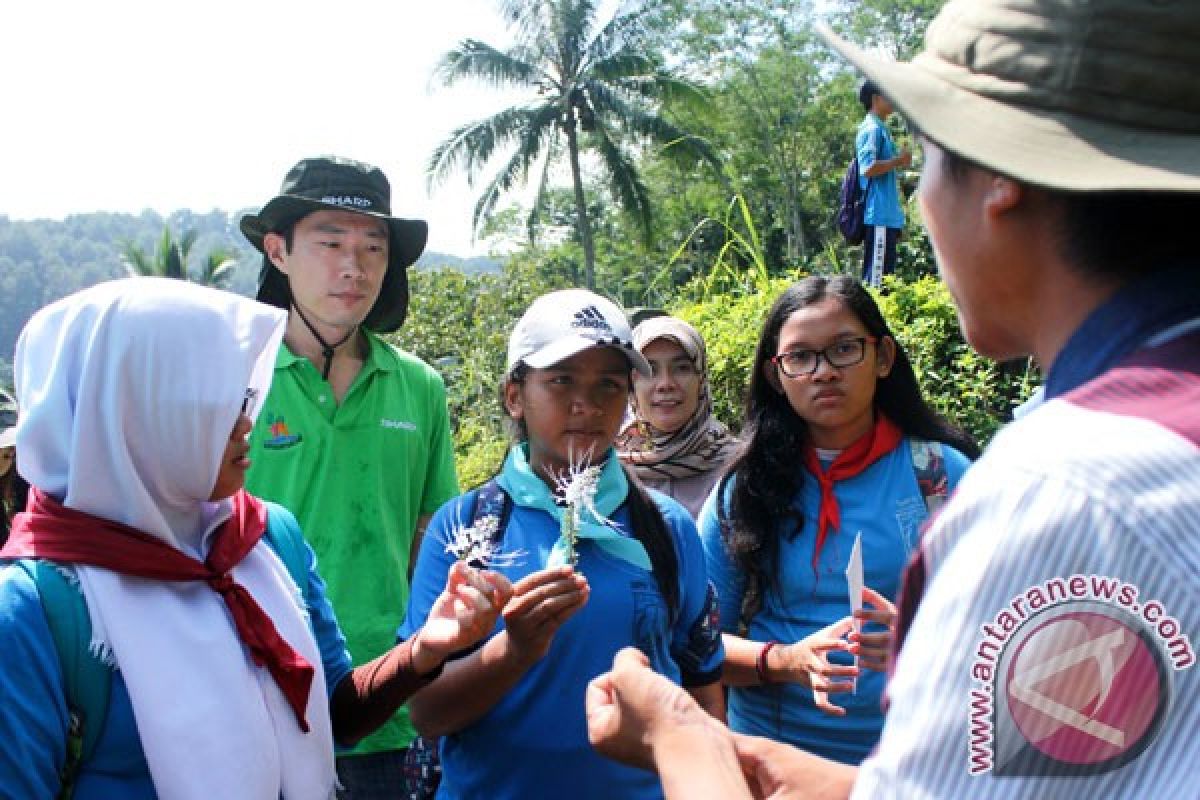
[771,337,877,378]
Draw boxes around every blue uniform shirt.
[400,485,723,800]
[699,438,970,764]
[0,530,353,800]
[857,113,906,229]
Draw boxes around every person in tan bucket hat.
[580,1,1200,797]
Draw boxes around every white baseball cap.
[506,289,652,377]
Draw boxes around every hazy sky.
[0,0,564,256]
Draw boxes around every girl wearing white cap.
[0,278,511,799]
[401,289,725,800]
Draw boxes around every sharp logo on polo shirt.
[263,414,303,450]
[571,306,612,333]
[381,418,417,431]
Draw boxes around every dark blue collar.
[1045,264,1200,399]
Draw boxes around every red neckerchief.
[800,414,903,573]
[1,488,315,731]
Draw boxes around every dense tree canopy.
[428,0,719,288]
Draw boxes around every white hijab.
[15,278,336,799]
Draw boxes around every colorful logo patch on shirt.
[966,575,1193,778]
[262,414,303,450]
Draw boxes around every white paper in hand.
[845,531,864,694]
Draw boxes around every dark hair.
[719,275,979,629]
[1,462,29,548]
[858,80,880,111]
[938,146,1200,281]
[500,363,680,620]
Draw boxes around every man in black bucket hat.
[581,1,1200,797]
[241,156,460,797]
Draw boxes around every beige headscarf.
[617,316,737,484]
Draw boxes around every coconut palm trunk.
[563,111,597,288]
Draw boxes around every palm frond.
[583,6,646,67]
[120,240,154,278]
[583,81,722,169]
[559,0,600,79]
[434,39,545,90]
[526,144,558,245]
[471,119,560,235]
[590,123,653,245]
[427,103,560,188]
[199,250,237,289]
[472,125,556,237]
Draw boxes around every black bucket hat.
[240,156,429,333]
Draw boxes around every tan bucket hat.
[818,0,1200,192]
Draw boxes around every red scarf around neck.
[1,488,315,731]
[801,414,903,573]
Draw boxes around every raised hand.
[414,561,513,673]
[849,586,897,673]
[766,618,858,716]
[588,648,747,798]
[502,565,590,666]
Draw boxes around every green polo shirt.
[246,331,459,756]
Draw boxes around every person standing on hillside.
[856,80,911,287]
[241,156,460,798]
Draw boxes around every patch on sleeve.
[676,581,722,676]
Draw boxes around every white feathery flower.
[552,449,613,565]
[443,514,525,569]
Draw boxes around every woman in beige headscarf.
[617,316,737,518]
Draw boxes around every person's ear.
[983,175,1023,219]
[263,232,289,274]
[503,380,524,421]
[876,336,896,378]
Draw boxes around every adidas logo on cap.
[571,305,612,333]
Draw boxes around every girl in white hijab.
[0,278,510,799]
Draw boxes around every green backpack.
[8,503,309,799]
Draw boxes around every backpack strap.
[909,439,949,515]
[261,502,310,591]
[12,558,110,799]
[3,510,308,799]
[467,479,513,567]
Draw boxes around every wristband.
[755,641,779,685]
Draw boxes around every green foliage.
[875,276,1038,443]
[428,0,719,288]
[672,275,797,425]
[387,262,564,481]
[121,225,237,288]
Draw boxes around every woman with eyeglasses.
[697,275,979,764]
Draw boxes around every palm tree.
[121,226,236,289]
[428,0,719,289]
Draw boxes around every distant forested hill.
[0,211,497,386]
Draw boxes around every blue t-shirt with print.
[400,484,724,800]
[698,438,970,764]
[0,509,353,800]
[857,113,905,229]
